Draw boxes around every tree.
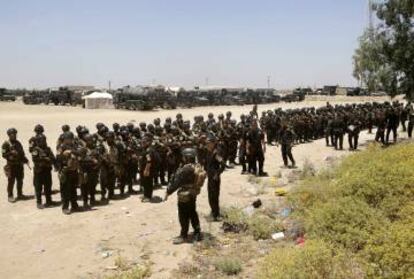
[352,28,394,94]
[353,0,414,99]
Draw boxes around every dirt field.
[0,96,402,279]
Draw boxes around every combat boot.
[193,232,203,242]
[173,236,187,245]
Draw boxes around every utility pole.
[108,80,111,91]
[205,77,209,86]
[267,75,271,89]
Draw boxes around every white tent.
[82,92,113,109]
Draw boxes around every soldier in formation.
[2,101,410,216]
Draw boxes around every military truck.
[22,90,46,104]
[281,90,305,102]
[0,88,16,102]
[114,86,177,110]
[44,87,82,106]
[322,85,338,96]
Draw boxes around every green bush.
[105,264,151,279]
[214,256,243,275]
[363,219,414,279]
[305,197,388,252]
[337,144,414,220]
[259,143,414,279]
[259,240,363,279]
[247,213,283,240]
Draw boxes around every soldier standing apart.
[347,120,361,150]
[205,135,226,221]
[245,121,267,176]
[279,124,296,168]
[140,134,155,202]
[31,135,56,209]
[164,148,205,244]
[386,107,399,144]
[57,132,80,215]
[2,128,29,203]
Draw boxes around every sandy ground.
[0,96,403,279]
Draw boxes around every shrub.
[259,240,363,279]
[222,206,248,233]
[260,143,414,279]
[337,143,414,220]
[305,197,387,252]
[247,213,283,240]
[105,263,151,279]
[363,219,414,279]
[214,256,243,275]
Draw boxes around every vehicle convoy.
[22,90,46,104]
[0,88,16,102]
[45,87,82,106]
[114,86,177,110]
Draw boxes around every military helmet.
[139,122,146,128]
[176,113,183,119]
[113,123,120,130]
[226,111,232,116]
[61,124,70,132]
[240,114,245,119]
[208,113,214,118]
[218,114,224,119]
[181,147,197,159]
[147,124,155,131]
[153,118,161,125]
[34,124,44,133]
[165,117,172,123]
[7,128,17,135]
[96,122,104,130]
[126,122,134,131]
[76,125,83,134]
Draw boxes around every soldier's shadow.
[18,195,35,201]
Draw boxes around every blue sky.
[0,0,369,89]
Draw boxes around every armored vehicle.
[0,88,16,102]
[22,90,46,104]
[44,87,82,106]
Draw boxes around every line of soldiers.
[2,101,413,214]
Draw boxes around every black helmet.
[153,118,161,125]
[113,123,120,130]
[96,122,104,130]
[181,147,196,158]
[208,113,214,118]
[176,113,183,119]
[34,124,44,133]
[127,122,134,130]
[226,111,231,116]
[7,128,17,136]
[61,124,70,132]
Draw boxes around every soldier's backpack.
[193,163,206,195]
